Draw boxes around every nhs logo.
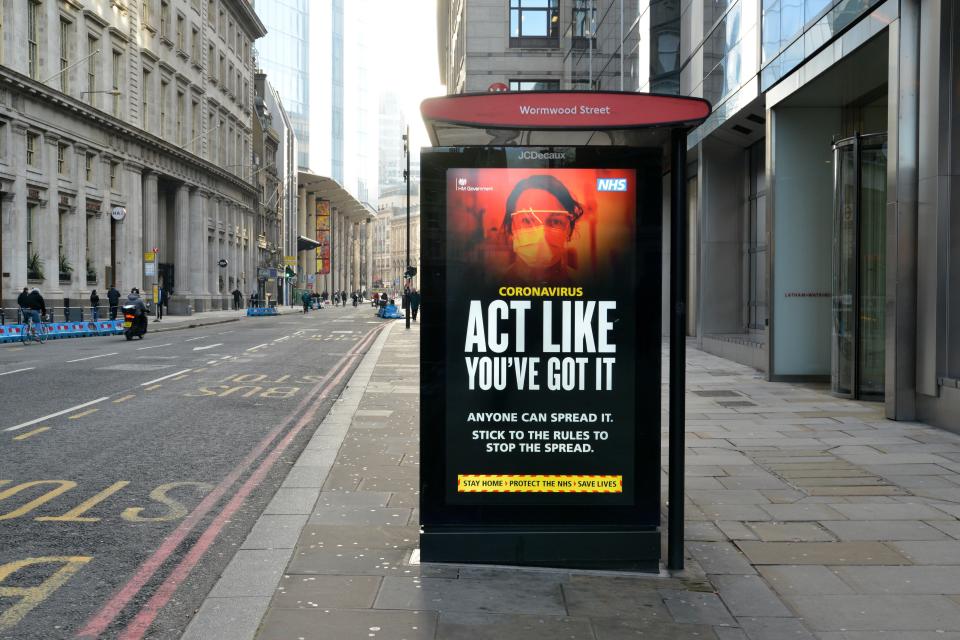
[596,178,627,191]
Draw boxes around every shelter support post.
[668,128,687,571]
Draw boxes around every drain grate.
[694,390,740,398]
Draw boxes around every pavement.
[179,323,960,640]
[138,305,303,333]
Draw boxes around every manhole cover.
[693,390,740,397]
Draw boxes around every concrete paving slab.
[786,594,960,631]
[271,574,381,609]
[315,490,393,507]
[209,549,294,598]
[712,574,792,617]
[735,617,816,640]
[827,503,952,520]
[181,596,272,640]
[735,541,910,565]
[755,566,855,595]
[263,488,321,515]
[687,541,757,574]
[308,506,412,526]
[592,617,721,639]
[658,589,737,626]
[241,515,310,550]
[834,565,960,594]
[891,541,960,564]
[758,503,846,521]
[256,608,437,640]
[374,576,567,615]
[435,612,596,640]
[819,520,949,541]
[746,522,834,542]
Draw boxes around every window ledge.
[142,23,156,34]
[176,49,189,60]
[160,35,174,48]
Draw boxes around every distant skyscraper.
[379,92,406,191]
[254,0,310,170]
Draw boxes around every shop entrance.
[832,133,887,400]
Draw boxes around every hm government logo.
[596,178,628,192]
[455,177,493,192]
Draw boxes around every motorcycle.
[122,305,147,340]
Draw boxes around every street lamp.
[402,126,411,330]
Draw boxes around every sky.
[372,0,446,152]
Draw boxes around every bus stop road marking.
[13,427,49,441]
[4,398,110,432]
[68,409,99,420]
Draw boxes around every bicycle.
[20,313,47,344]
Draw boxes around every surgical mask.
[513,225,566,268]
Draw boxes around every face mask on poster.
[510,209,570,268]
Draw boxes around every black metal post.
[668,127,688,571]
[404,125,411,330]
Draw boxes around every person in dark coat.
[409,289,421,321]
[107,286,121,320]
[232,288,243,310]
[90,290,101,320]
[301,290,311,313]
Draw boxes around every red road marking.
[77,325,384,639]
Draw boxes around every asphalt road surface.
[0,305,392,639]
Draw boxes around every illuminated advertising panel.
[316,200,331,275]
[421,147,663,570]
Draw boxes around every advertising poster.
[316,200,331,275]
[443,166,640,506]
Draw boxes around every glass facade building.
[254,0,310,170]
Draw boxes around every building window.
[746,140,768,331]
[191,99,200,148]
[207,0,214,23]
[228,19,234,49]
[112,50,123,116]
[227,62,234,94]
[176,14,184,50]
[208,45,216,80]
[141,0,151,27]
[60,18,72,93]
[142,68,151,129]
[176,90,184,144]
[57,142,68,174]
[219,54,225,85]
[509,79,560,91]
[85,153,95,181]
[87,35,99,105]
[26,133,38,167]
[218,9,224,37]
[160,80,168,136]
[242,79,248,109]
[572,0,595,37]
[208,112,216,159]
[110,161,119,189]
[509,0,559,47]
[28,1,41,79]
[191,26,200,59]
[26,204,36,271]
[160,1,170,40]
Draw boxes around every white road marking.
[217,330,234,334]
[246,343,269,351]
[66,352,118,363]
[0,367,35,377]
[140,369,192,386]
[136,343,172,351]
[192,343,223,351]
[184,335,208,342]
[272,336,290,342]
[220,355,232,360]
[4,397,110,432]
[331,330,353,334]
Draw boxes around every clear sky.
[372,0,446,153]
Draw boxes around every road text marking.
[4,398,110,433]
[140,369,192,386]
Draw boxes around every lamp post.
[403,125,411,330]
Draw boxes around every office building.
[437,0,960,432]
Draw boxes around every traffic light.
[404,266,417,279]
[284,265,296,278]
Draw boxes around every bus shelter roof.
[420,91,711,148]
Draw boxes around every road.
[0,305,389,639]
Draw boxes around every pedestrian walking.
[90,289,101,321]
[157,285,169,321]
[232,288,243,310]
[410,288,421,321]
[107,285,121,320]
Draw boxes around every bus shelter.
[418,91,710,571]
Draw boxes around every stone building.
[252,71,296,305]
[373,182,419,293]
[0,0,266,315]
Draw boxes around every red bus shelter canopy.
[421,91,711,147]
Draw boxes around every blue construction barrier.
[246,306,278,316]
[0,320,124,343]
[377,304,404,319]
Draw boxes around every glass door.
[831,133,886,400]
